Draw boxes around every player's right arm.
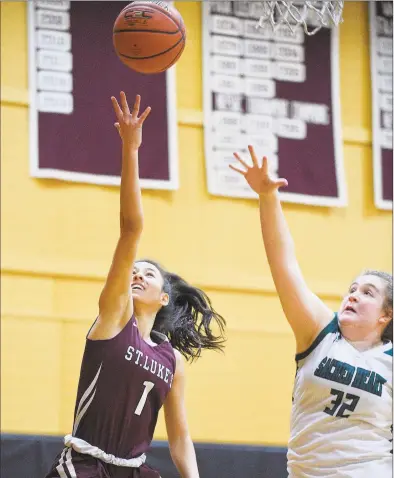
[89,93,151,340]
[230,145,333,353]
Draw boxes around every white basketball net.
[257,1,344,36]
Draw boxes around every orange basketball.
[113,1,186,74]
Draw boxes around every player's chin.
[338,310,358,323]
[131,290,145,301]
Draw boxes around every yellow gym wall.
[1,1,391,446]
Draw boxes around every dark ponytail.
[140,259,226,361]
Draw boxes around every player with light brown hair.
[230,145,392,478]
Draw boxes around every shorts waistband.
[64,434,146,468]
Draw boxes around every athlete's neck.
[340,323,385,352]
[134,312,157,342]
[343,336,383,352]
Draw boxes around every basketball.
[113,1,186,74]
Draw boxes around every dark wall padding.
[1,434,288,478]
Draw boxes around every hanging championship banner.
[28,1,178,189]
[202,1,346,207]
[369,1,393,210]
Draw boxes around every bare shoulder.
[173,349,185,377]
[88,296,133,340]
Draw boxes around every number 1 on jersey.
[135,381,154,416]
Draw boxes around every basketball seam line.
[118,35,184,61]
[113,29,180,35]
[156,42,185,72]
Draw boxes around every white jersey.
[288,314,393,478]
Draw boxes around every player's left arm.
[164,350,199,478]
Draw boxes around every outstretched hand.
[111,92,151,149]
[229,145,288,196]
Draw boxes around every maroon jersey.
[71,315,176,460]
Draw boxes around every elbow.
[168,432,192,454]
[167,431,195,472]
[120,216,144,235]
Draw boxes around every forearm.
[259,191,297,268]
[169,435,199,478]
[259,190,309,307]
[120,143,143,232]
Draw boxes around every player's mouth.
[132,283,145,292]
[343,304,356,314]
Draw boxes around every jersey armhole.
[85,314,135,342]
[295,313,339,362]
[86,316,99,339]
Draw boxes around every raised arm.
[230,145,333,353]
[164,351,200,478]
[89,93,151,340]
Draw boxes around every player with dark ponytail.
[45,92,226,478]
